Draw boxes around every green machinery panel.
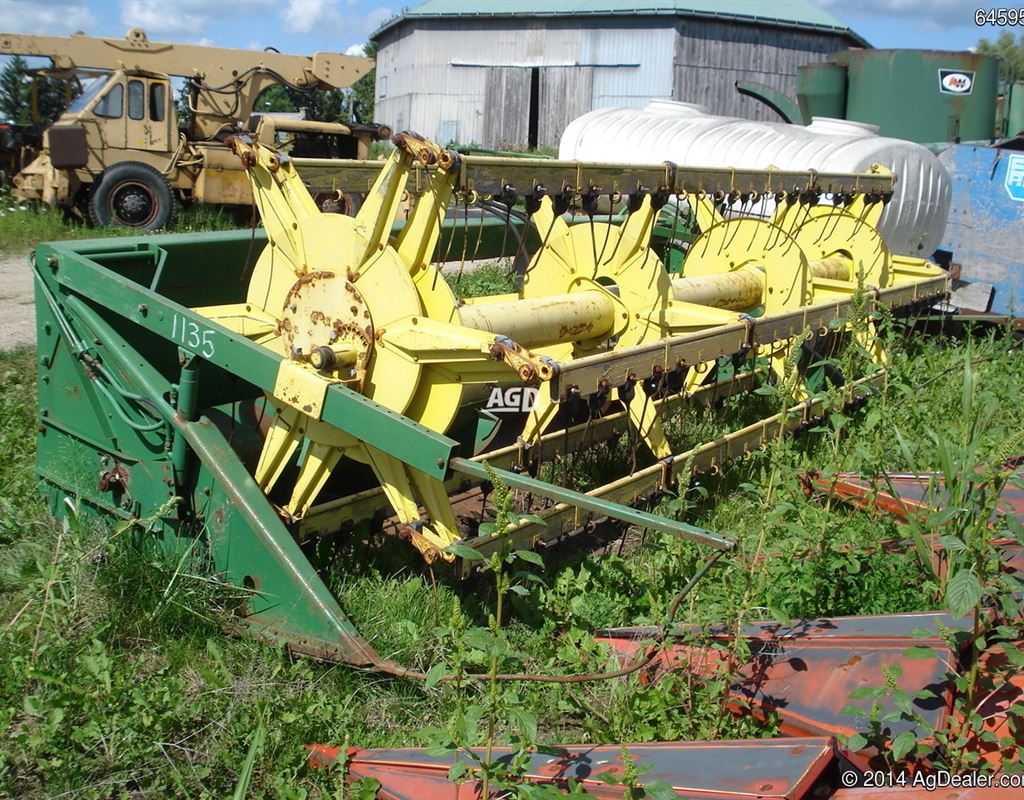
[826,49,999,143]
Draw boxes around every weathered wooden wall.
[673,21,842,120]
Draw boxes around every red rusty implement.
[596,613,976,762]
[803,467,1024,577]
[307,739,1024,798]
[804,464,1024,526]
[308,738,837,799]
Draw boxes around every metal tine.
[720,190,746,253]
[435,182,463,287]
[595,191,617,271]
[697,192,715,259]
[850,193,878,239]
[471,192,487,266]
[743,188,763,251]
[784,191,814,243]
[497,198,512,278]
[811,197,840,247]
[586,191,602,279]
[524,191,565,277]
[507,185,532,274]
[764,191,788,251]
[597,190,636,270]
[458,192,471,274]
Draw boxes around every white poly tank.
[559,100,951,256]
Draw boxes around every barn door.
[538,67,593,150]
[483,67,531,149]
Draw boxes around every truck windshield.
[67,74,112,114]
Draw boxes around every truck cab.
[15,68,178,217]
[67,71,175,155]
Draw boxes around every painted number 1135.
[171,313,216,358]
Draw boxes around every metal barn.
[371,0,867,150]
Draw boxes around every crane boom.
[0,28,372,138]
[0,28,369,89]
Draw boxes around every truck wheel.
[88,162,177,230]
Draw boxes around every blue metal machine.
[938,140,1024,315]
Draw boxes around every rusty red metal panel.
[596,612,1024,771]
[309,738,837,799]
[955,642,1024,770]
[803,469,1024,579]
[596,613,982,768]
[805,465,1024,526]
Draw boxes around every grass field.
[1,321,1021,797]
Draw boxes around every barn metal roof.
[372,0,869,46]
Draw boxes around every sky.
[0,0,1018,58]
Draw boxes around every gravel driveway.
[0,251,34,351]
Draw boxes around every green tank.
[796,63,847,123]
[798,50,999,143]
[1008,82,1024,137]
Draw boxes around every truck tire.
[88,161,177,230]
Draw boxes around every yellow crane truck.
[0,28,389,228]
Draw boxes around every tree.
[32,73,74,123]
[0,55,77,124]
[255,84,297,114]
[977,31,1024,83]
[0,56,30,123]
[175,80,194,130]
[349,40,377,123]
[284,84,346,121]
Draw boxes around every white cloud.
[283,0,332,35]
[0,0,96,34]
[345,43,366,56]
[121,0,210,37]
[120,0,275,40]
[282,0,394,38]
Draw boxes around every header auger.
[33,131,945,665]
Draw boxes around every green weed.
[446,261,518,300]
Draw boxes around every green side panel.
[30,230,466,664]
[1008,82,1024,138]
[796,63,847,122]
[184,417,380,663]
[830,49,1000,143]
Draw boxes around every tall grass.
[0,200,243,254]
[1,330,1023,795]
